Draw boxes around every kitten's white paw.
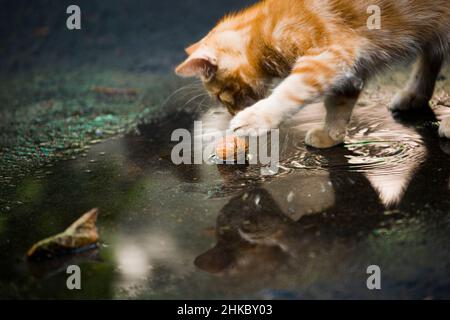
[305,127,344,149]
[389,90,430,112]
[439,117,450,139]
[229,99,281,136]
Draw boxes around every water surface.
[0,0,449,300]
[1,92,449,299]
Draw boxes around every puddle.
[1,0,449,300]
[1,92,449,299]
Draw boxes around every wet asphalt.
[0,0,449,299]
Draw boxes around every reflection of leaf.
[28,248,101,280]
[27,208,99,259]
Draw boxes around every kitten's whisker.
[197,96,210,110]
[161,82,204,107]
[183,93,209,107]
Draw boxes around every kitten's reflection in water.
[195,155,384,277]
[195,188,295,274]
[195,107,450,276]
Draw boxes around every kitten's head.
[175,27,266,114]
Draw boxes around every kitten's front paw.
[229,99,280,136]
[389,90,430,112]
[439,117,450,139]
[305,127,344,149]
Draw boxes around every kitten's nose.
[223,103,238,115]
[243,96,257,108]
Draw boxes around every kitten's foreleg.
[389,51,443,112]
[229,49,357,148]
[305,90,360,148]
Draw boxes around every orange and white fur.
[176,0,450,148]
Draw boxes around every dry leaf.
[27,208,100,259]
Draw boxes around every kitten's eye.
[219,91,234,105]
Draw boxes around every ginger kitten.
[176,0,450,148]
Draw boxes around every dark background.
[0,0,254,179]
[0,0,255,74]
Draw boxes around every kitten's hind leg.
[439,117,450,139]
[389,51,443,112]
[305,77,362,149]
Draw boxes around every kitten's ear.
[185,42,201,55]
[175,55,218,80]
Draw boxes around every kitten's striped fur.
[176,0,450,148]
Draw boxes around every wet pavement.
[1,0,450,299]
